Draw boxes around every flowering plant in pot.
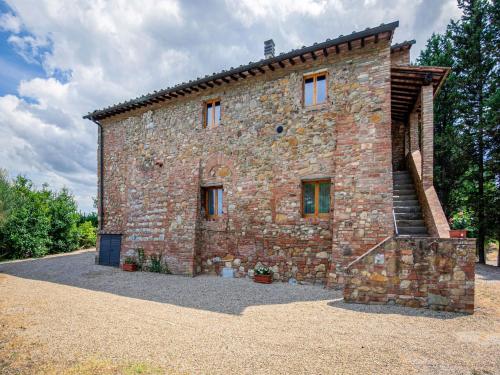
[449,211,471,238]
[122,256,138,272]
[254,264,273,284]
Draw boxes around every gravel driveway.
[1,249,499,374]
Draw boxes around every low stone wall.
[343,237,476,314]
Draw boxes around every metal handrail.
[393,209,399,236]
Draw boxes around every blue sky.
[0,0,461,212]
[0,2,44,95]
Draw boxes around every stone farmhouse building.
[85,21,475,313]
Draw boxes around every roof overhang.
[391,65,450,122]
[390,40,415,54]
[84,21,399,122]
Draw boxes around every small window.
[302,180,330,218]
[204,99,221,128]
[203,186,223,218]
[304,73,327,106]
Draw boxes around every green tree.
[47,188,79,254]
[1,176,51,258]
[449,0,499,263]
[419,0,499,264]
[0,169,13,227]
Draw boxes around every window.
[302,180,330,218]
[204,99,221,128]
[304,72,327,106]
[203,186,223,218]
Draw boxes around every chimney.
[264,39,275,59]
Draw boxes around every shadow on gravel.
[0,250,337,315]
[327,299,464,319]
[475,263,500,281]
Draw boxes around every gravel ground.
[0,249,499,375]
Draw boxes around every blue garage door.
[99,234,121,267]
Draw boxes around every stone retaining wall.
[343,237,476,313]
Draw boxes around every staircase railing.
[392,209,398,236]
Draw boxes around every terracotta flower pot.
[122,263,137,272]
[449,229,467,239]
[254,274,273,284]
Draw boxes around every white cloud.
[0,12,22,33]
[0,0,461,211]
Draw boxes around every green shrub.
[148,253,169,274]
[47,188,79,253]
[0,176,51,258]
[78,221,97,248]
[136,248,145,271]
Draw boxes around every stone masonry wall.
[343,237,476,313]
[391,120,405,171]
[99,39,394,284]
[391,49,410,65]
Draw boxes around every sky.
[0,0,462,212]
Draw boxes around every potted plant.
[449,211,469,238]
[254,264,273,284]
[122,256,137,272]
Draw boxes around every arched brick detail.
[201,152,237,185]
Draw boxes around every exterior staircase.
[393,171,429,237]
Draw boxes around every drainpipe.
[90,118,104,231]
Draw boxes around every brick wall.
[343,237,476,313]
[391,120,405,171]
[98,40,394,284]
[391,49,410,65]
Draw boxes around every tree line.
[417,0,499,265]
[0,170,97,260]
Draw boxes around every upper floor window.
[302,180,330,218]
[304,72,327,106]
[203,186,223,219]
[204,99,221,128]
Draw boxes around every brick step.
[397,233,430,238]
[394,206,422,213]
[398,226,429,235]
[393,184,415,190]
[393,173,411,179]
[393,189,416,196]
[395,212,423,220]
[393,195,418,201]
[393,178,412,185]
[393,200,419,207]
[396,219,425,227]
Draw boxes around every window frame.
[301,179,331,218]
[204,186,223,219]
[303,72,328,107]
[203,98,221,128]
